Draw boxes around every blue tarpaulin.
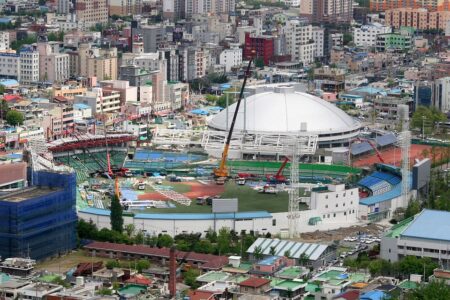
[190,109,209,115]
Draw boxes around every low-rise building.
[353,23,392,48]
[381,209,450,264]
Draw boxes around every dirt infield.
[353,144,447,167]
[137,181,225,200]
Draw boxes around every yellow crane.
[214,51,256,184]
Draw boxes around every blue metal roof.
[79,207,272,220]
[351,141,372,155]
[375,133,396,147]
[0,79,19,87]
[361,290,388,300]
[73,103,91,110]
[360,174,411,206]
[351,86,387,96]
[257,256,279,266]
[401,209,450,242]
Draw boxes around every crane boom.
[275,157,290,177]
[214,53,255,180]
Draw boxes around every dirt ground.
[35,250,112,274]
[352,144,447,167]
[298,223,388,243]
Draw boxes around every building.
[53,84,87,100]
[42,104,75,140]
[238,277,271,295]
[247,238,336,268]
[120,65,153,87]
[353,23,392,48]
[312,27,325,58]
[432,77,450,112]
[243,33,274,66]
[381,209,450,264]
[283,19,315,65]
[75,0,108,25]
[300,0,353,23]
[0,50,19,79]
[56,0,70,14]
[0,31,10,50]
[370,0,450,12]
[19,46,40,85]
[78,44,118,81]
[385,8,450,31]
[109,0,142,16]
[0,164,77,260]
[208,86,360,149]
[74,88,121,115]
[38,43,70,83]
[131,24,165,53]
[219,44,242,72]
[376,33,412,52]
[184,0,236,18]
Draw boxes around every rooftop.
[247,238,329,260]
[118,284,147,296]
[196,271,229,283]
[273,279,305,291]
[0,187,60,203]
[401,209,450,242]
[239,277,271,288]
[257,256,280,266]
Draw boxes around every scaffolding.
[0,171,77,260]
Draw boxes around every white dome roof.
[208,89,360,134]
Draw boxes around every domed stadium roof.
[208,87,360,135]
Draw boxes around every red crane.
[266,157,290,184]
[351,137,385,164]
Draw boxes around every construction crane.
[213,50,256,184]
[350,137,385,165]
[266,157,290,184]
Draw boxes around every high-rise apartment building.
[19,46,40,85]
[370,0,450,12]
[185,0,235,18]
[78,44,118,81]
[75,0,108,25]
[300,0,353,23]
[385,8,450,30]
[283,19,316,65]
[56,0,70,14]
[109,0,142,16]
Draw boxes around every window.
[325,195,328,199]
[333,213,336,217]
[336,204,338,207]
[389,249,391,253]
[272,219,276,226]
[325,205,328,208]
[336,194,338,198]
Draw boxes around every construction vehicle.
[213,50,256,184]
[266,157,290,184]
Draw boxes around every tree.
[106,260,120,269]
[157,234,174,248]
[194,240,214,254]
[136,259,150,273]
[404,199,421,219]
[124,224,135,237]
[299,253,309,266]
[76,219,98,239]
[284,250,291,258]
[217,227,231,255]
[253,245,263,260]
[6,110,24,126]
[110,194,123,233]
[184,268,201,288]
[254,57,264,68]
[411,106,446,134]
[134,230,144,245]
[406,280,450,300]
[269,246,276,256]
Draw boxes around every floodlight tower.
[398,104,411,207]
[288,136,300,239]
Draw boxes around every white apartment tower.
[353,23,392,48]
[283,19,316,65]
[19,48,40,85]
[0,32,10,50]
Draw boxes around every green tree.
[124,224,135,237]
[136,259,150,273]
[404,199,421,219]
[406,280,450,300]
[194,240,214,254]
[299,253,309,266]
[6,110,24,126]
[206,228,218,243]
[254,57,264,68]
[76,219,98,239]
[217,227,231,255]
[269,246,276,256]
[411,106,446,134]
[134,230,144,244]
[253,245,263,260]
[184,268,201,288]
[97,288,112,295]
[157,234,174,248]
[110,194,123,233]
[106,260,120,269]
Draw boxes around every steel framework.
[398,105,411,207]
[152,128,318,157]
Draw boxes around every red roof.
[85,242,228,270]
[335,290,360,300]
[239,277,271,288]
[125,274,152,286]
[3,95,21,102]
[187,290,215,300]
